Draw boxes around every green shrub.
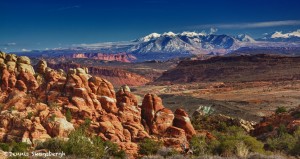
[139,138,163,156]
[275,106,287,114]
[101,140,126,158]
[65,109,72,122]
[214,126,265,156]
[217,122,228,132]
[277,124,287,136]
[235,142,249,158]
[11,142,29,153]
[64,128,98,158]
[26,112,33,119]
[267,133,296,153]
[190,136,208,156]
[157,147,178,158]
[242,134,265,154]
[36,128,125,159]
[67,128,125,158]
[36,138,66,152]
[190,134,221,156]
[291,139,300,155]
[83,118,91,127]
[266,127,300,155]
[49,114,56,122]
[0,143,9,151]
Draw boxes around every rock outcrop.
[252,106,300,140]
[173,109,196,140]
[0,53,196,157]
[192,109,256,133]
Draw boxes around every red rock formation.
[0,54,196,157]
[173,109,196,140]
[70,52,136,63]
[17,71,39,91]
[141,93,165,132]
[151,108,174,135]
[163,126,188,150]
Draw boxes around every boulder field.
[0,52,195,156]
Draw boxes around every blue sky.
[1,0,300,52]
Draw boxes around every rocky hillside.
[47,62,150,86]
[252,106,300,140]
[0,52,196,157]
[156,54,300,83]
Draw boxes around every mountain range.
[12,30,300,61]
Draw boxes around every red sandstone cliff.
[69,52,136,63]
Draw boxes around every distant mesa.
[155,54,300,83]
[68,52,136,63]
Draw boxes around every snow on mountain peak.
[162,31,177,37]
[271,30,300,39]
[180,31,206,37]
[236,34,255,42]
[139,33,161,42]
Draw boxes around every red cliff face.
[70,53,137,63]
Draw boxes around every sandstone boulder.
[17,56,35,75]
[151,108,174,135]
[116,85,137,107]
[141,93,164,131]
[89,76,115,98]
[173,109,196,140]
[17,71,39,91]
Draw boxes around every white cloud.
[1,42,16,46]
[188,20,300,29]
[7,42,16,46]
[271,29,300,38]
[74,41,136,49]
[21,48,31,52]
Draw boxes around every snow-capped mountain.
[258,30,300,42]
[12,30,300,62]
[137,33,161,42]
[130,31,241,54]
[235,34,256,42]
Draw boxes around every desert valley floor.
[132,80,300,122]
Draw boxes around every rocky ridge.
[155,54,300,83]
[69,52,136,63]
[0,52,195,157]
